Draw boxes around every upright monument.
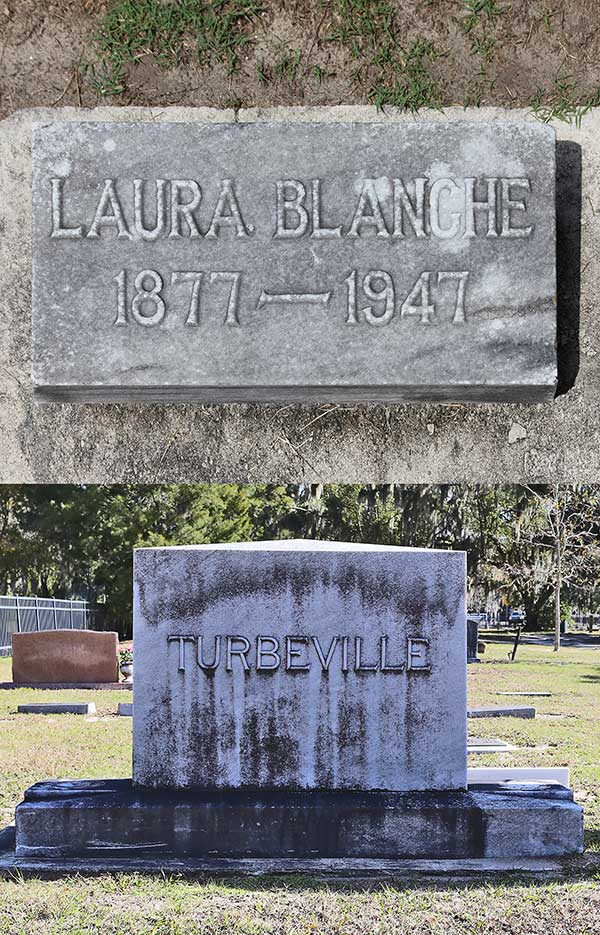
[14,541,582,866]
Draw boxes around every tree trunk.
[554,538,562,652]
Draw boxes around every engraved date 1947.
[112,268,470,328]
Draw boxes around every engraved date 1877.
[113,268,470,328]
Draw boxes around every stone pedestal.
[15,779,583,861]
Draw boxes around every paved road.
[480,631,600,650]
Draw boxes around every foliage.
[2,485,600,638]
[0,485,295,637]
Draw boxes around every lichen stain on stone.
[139,552,466,629]
[239,704,299,788]
[187,676,219,786]
[337,694,367,785]
[134,549,180,628]
[314,672,335,788]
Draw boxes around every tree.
[523,486,600,651]
[2,483,600,642]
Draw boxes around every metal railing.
[0,595,91,656]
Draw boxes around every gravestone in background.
[12,629,119,684]
[32,121,556,403]
[467,618,480,662]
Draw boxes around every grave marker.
[13,540,583,867]
[32,121,557,403]
[133,540,467,792]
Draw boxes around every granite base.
[15,780,583,861]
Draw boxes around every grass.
[73,0,600,121]
[0,874,600,934]
[530,73,600,127]
[462,0,504,35]
[0,661,131,831]
[325,1,444,112]
[0,643,599,931]
[467,640,600,850]
[82,0,265,96]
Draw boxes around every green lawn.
[0,644,599,934]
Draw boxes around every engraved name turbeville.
[32,120,556,403]
[132,541,467,792]
[167,633,431,673]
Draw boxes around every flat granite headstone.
[32,121,556,403]
[12,630,119,684]
[133,540,468,791]
[17,702,97,715]
[468,705,535,719]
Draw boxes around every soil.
[2,1,600,121]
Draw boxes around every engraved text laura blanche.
[49,175,534,328]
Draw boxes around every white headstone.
[133,540,467,791]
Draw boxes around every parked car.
[508,610,526,623]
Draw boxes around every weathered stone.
[0,853,574,875]
[17,702,96,715]
[11,539,586,867]
[468,767,570,785]
[496,691,551,697]
[468,706,535,718]
[32,119,556,404]
[117,703,133,716]
[0,105,593,486]
[133,540,467,792]
[467,738,516,753]
[14,779,583,859]
[12,630,119,684]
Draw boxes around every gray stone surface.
[17,702,96,715]
[0,104,596,483]
[468,706,535,718]
[14,778,584,859]
[31,119,555,404]
[468,767,570,784]
[133,540,467,792]
[117,702,133,716]
[496,691,551,697]
[467,739,516,754]
[0,853,573,876]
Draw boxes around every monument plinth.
[32,121,556,403]
[13,541,583,869]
